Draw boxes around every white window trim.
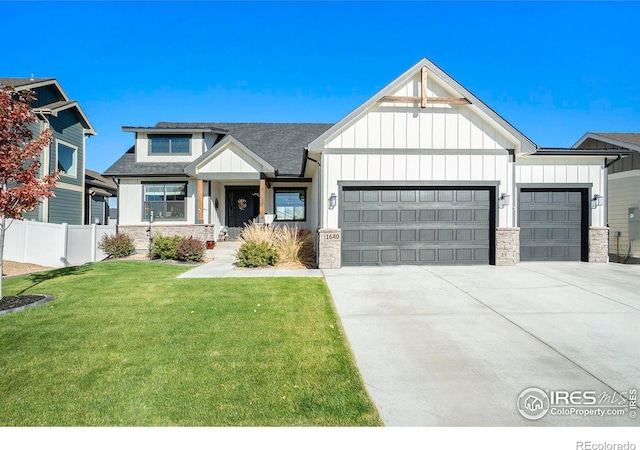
[56,139,78,179]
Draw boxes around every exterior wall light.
[499,193,510,209]
[329,193,337,210]
[591,194,603,209]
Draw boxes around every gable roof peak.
[308,57,536,152]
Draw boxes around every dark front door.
[226,187,259,240]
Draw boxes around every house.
[573,133,640,262]
[0,77,97,225]
[85,169,117,225]
[105,58,629,267]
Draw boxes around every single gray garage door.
[340,187,493,265]
[519,189,586,261]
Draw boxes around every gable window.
[149,134,191,155]
[274,188,306,221]
[143,182,187,221]
[57,142,77,177]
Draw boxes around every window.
[149,134,191,154]
[274,188,306,221]
[143,182,187,221]
[57,142,77,177]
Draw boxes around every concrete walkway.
[177,241,323,278]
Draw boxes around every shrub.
[98,233,135,259]
[149,234,181,260]
[238,222,316,268]
[236,241,280,268]
[176,236,205,262]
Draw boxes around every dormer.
[122,124,229,163]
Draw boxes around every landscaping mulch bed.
[0,294,52,315]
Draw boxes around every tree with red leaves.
[0,85,59,298]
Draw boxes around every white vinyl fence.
[4,220,117,268]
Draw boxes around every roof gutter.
[530,148,636,157]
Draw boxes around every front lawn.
[0,262,381,426]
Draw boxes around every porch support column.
[196,180,204,224]
[259,173,266,220]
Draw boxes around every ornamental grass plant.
[238,222,316,268]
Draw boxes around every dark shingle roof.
[590,133,640,148]
[86,169,117,191]
[156,122,333,175]
[107,122,333,177]
[103,147,192,177]
[0,77,55,88]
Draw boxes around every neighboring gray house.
[85,169,117,225]
[105,58,625,266]
[574,133,640,262]
[0,77,97,225]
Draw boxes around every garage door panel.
[362,230,378,242]
[382,191,397,202]
[419,249,436,262]
[474,229,490,241]
[456,229,472,241]
[343,230,360,243]
[438,210,455,221]
[400,210,416,222]
[341,187,492,265]
[569,192,582,203]
[400,191,416,202]
[362,210,379,222]
[344,190,361,202]
[381,210,397,222]
[456,190,473,202]
[400,249,416,262]
[474,210,490,221]
[534,192,550,203]
[381,230,397,242]
[474,190,490,202]
[400,229,417,241]
[419,210,436,221]
[519,189,584,262]
[343,210,360,222]
[362,191,379,202]
[456,209,473,221]
[381,250,397,263]
[419,229,436,242]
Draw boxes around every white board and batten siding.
[322,153,515,229]
[320,71,522,230]
[325,72,518,152]
[516,157,607,227]
[197,145,262,177]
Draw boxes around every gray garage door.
[519,189,585,261]
[340,187,492,265]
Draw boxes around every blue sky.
[2,1,639,173]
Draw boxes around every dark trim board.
[517,185,591,262]
[339,185,497,266]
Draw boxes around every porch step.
[206,240,241,262]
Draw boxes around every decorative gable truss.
[309,58,535,153]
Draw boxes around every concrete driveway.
[323,262,640,426]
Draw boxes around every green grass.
[0,262,382,426]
